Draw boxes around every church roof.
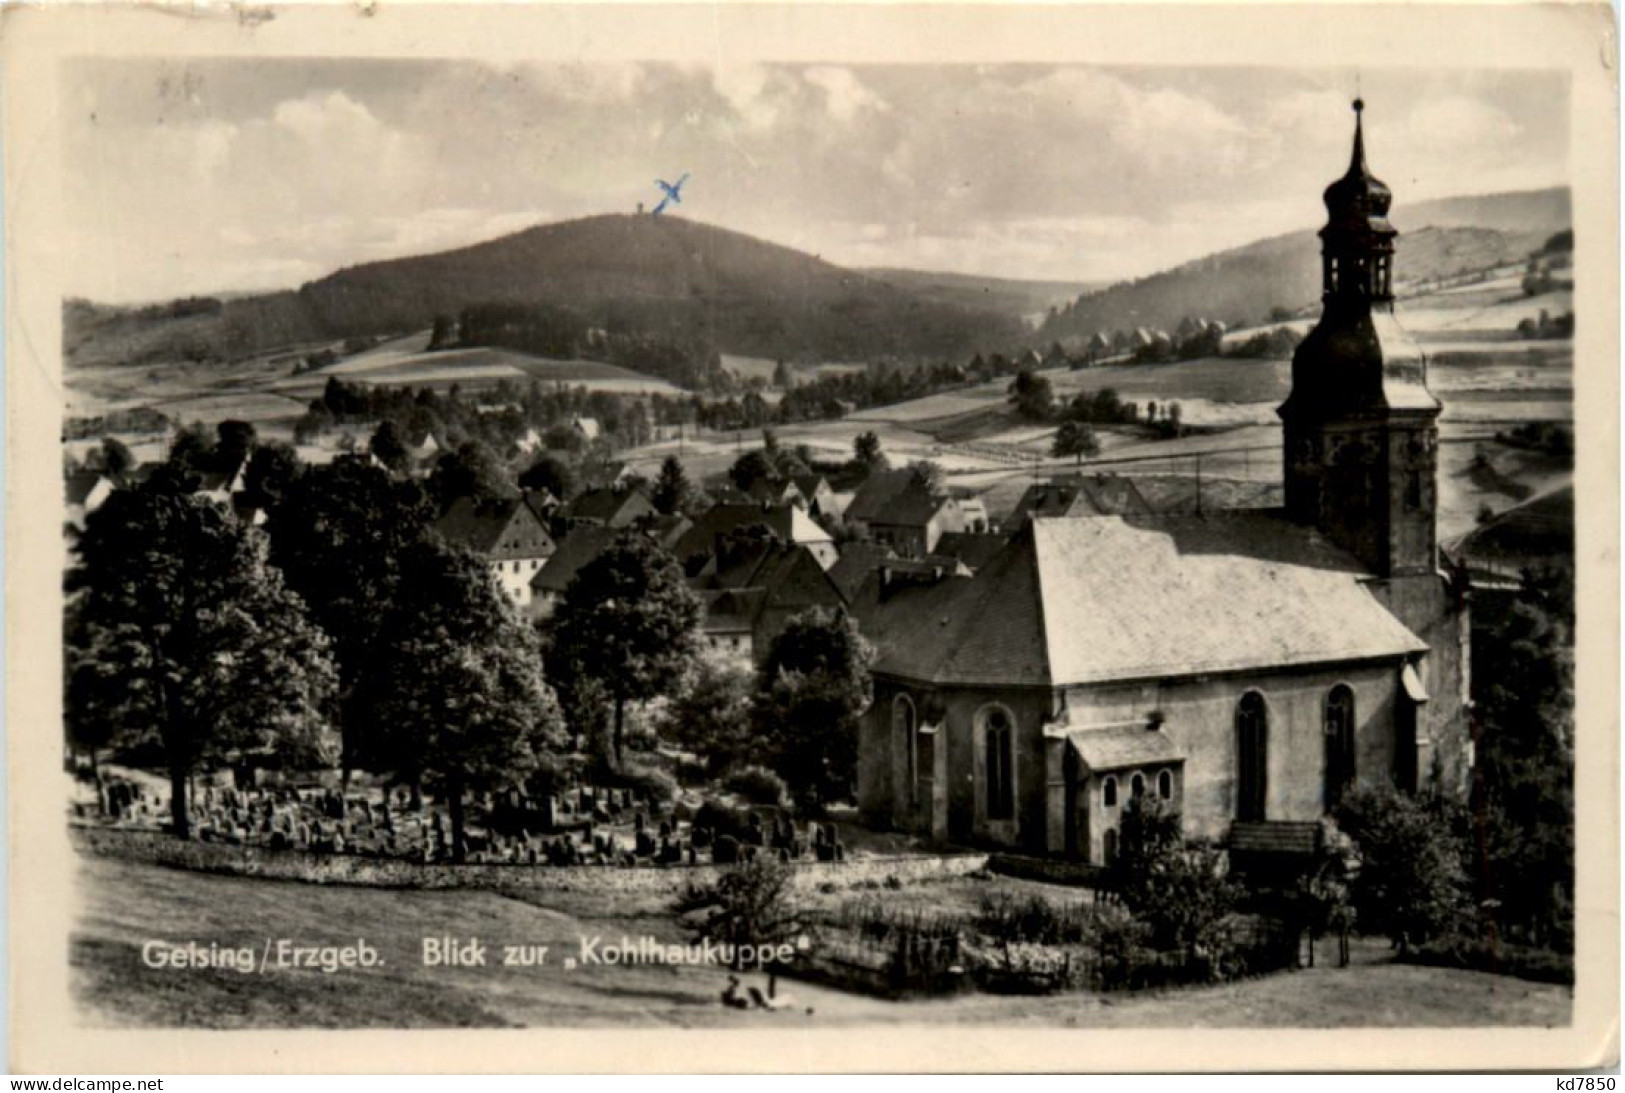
[867,512,1426,688]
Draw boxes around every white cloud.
[803,66,886,122]
[1402,95,1520,152]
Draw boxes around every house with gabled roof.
[691,538,848,667]
[561,484,657,530]
[844,468,972,558]
[1009,474,1155,524]
[672,501,839,570]
[433,495,557,608]
[528,524,619,619]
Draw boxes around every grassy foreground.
[72,856,1571,1030]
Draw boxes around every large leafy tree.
[852,431,884,470]
[751,607,875,807]
[67,479,336,838]
[427,439,517,511]
[1052,420,1101,465]
[1469,568,1575,949]
[1007,368,1054,421]
[369,420,411,473]
[263,456,435,779]
[361,541,565,861]
[661,660,754,775]
[1334,787,1471,952]
[728,448,776,493]
[240,441,303,511]
[518,453,576,501]
[546,533,702,768]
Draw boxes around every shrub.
[1114,797,1240,958]
[693,799,752,842]
[1335,788,1472,951]
[673,856,805,967]
[1092,903,1157,991]
[603,761,678,805]
[723,765,791,809]
[1404,933,1574,986]
[973,892,1096,945]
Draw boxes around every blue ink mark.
[652,173,690,215]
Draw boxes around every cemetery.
[68,766,985,894]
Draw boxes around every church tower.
[1279,101,1441,579]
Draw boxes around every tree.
[546,533,703,768]
[240,441,304,512]
[772,360,795,389]
[1469,570,1575,949]
[652,455,693,515]
[751,607,875,807]
[1052,421,1101,465]
[1113,797,1239,969]
[215,419,258,473]
[100,436,135,478]
[362,541,565,861]
[519,453,576,500]
[369,420,410,473]
[166,422,215,483]
[729,449,776,493]
[661,661,755,774]
[909,460,947,496]
[1007,368,1054,421]
[66,479,336,839]
[853,431,884,470]
[264,459,435,779]
[427,440,517,511]
[1334,788,1471,952]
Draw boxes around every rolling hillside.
[1036,187,1571,343]
[861,268,1105,323]
[65,215,1026,379]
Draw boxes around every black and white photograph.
[6,1,1617,1075]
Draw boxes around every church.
[856,103,1473,861]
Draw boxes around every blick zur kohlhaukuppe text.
[139,934,809,974]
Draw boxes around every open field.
[72,855,1570,1030]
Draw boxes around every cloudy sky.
[63,59,1568,303]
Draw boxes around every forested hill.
[65,214,1025,379]
[1035,187,1571,344]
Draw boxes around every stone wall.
[70,824,988,895]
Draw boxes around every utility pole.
[1195,454,1203,516]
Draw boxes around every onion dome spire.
[1323,98,1394,234]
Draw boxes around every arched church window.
[1130,772,1145,800]
[1102,775,1118,809]
[1236,691,1269,822]
[1324,685,1357,809]
[894,694,918,804]
[1158,769,1174,801]
[980,705,1015,821]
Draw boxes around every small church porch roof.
[1049,721,1185,773]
